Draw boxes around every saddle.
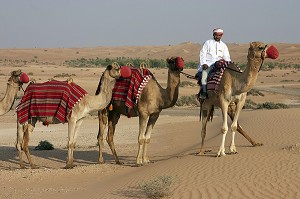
[196,60,242,99]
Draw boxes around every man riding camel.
[197,28,231,99]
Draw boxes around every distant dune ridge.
[0,42,299,64]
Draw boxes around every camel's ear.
[166,56,176,63]
[11,69,21,76]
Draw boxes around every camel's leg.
[106,111,122,164]
[198,106,213,155]
[65,118,82,169]
[23,123,39,169]
[217,101,229,157]
[136,113,149,166]
[142,112,160,164]
[97,109,107,164]
[228,104,263,146]
[16,121,26,169]
[228,98,246,154]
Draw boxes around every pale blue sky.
[0,0,299,48]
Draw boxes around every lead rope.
[180,71,197,80]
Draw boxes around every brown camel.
[97,56,184,166]
[0,70,29,115]
[15,64,131,169]
[198,42,279,156]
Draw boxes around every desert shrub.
[243,99,257,109]
[247,89,264,96]
[257,102,288,109]
[179,81,197,87]
[176,95,199,106]
[138,175,174,199]
[280,79,294,82]
[54,73,76,78]
[35,140,54,150]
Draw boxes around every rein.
[180,71,197,80]
[226,67,243,73]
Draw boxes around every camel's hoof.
[116,161,124,165]
[197,151,205,156]
[98,160,105,164]
[216,153,226,157]
[64,164,76,169]
[229,152,238,155]
[253,143,263,147]
[136,163,143,167]
[31,165,39,169]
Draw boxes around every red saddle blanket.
[207,60,242,93]
[95,67,153,113]
[16,80,87,124]
[112,67,153,110]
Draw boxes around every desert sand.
[0,43,300,199]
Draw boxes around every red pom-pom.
[266,45,279,59]
[120,66,132,78]
[176,57,184,69]
[19,72,29,83]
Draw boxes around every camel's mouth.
[266,45,279,59]
[120,66,132,78]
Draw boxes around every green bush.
[176,95,199,106]
[257,102,288,109]
[179,81,197,87]
[247,89,264,96]
[35,140,54,150]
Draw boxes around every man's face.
[213,33,223,42]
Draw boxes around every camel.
[15,64,131,169]
[0,70,29,115]
[97,56,184,166]
[198,41,279,157]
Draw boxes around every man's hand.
[202,64,208,70]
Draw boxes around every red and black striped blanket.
[207,60,242,92]
[112,67,153,110]
[95,67,153,112]
[16,80,87,124]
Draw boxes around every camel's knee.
[231,125,238,133]
[67,142,76,149]
[138,138,145,145]
[145,138,150,144]
[221,127,228,134]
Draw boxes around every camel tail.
[199,101,214,122]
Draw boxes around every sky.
[0,0,299,48]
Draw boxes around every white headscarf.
[213,28,224,34]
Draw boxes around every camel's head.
[248,42,279,60]
[9,69,29,87]
[106,62,131,79]
[167,56,184,72]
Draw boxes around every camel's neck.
[161,70,180,108]
[0,82,19,115]
[88,75,116,111]
[237,57,263,94]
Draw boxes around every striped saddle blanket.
[16,80,87,124]
[94,67,153,111]
[207,60,242,92]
